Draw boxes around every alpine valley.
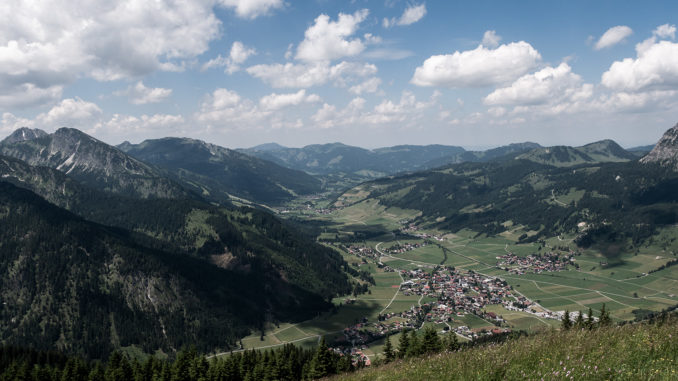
[1,123,678,379]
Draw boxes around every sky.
[0,0,677,150]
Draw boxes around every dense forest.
[0,181,349,359]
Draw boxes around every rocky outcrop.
[641,123,678,170]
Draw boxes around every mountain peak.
[640,122,678,169]
[1,127,48,145]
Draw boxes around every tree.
[599,304,612,327]
[421,326,442,353]
[308,338,334,379]
[444,332,460,352]
[574,310,585,329]
[586,307,595,329]
[406,331,421,358]
[561,310,572,330]
[397,330,409,359]
[383,335,395,363]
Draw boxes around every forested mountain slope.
[0,182,338,359]
[119,137,321,204]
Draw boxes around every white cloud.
[259,90,320,110]
[247,62,333,88]
[217,0,284,19]
[484,63,593,108]
[0,0,226,109]
[594,25,633,50]
[196,88,268,127]
[39,97,102,128]
[411,41,541,87]
[602,40,678,92]
[482,30,502,48]
[0,83,63,109]
[296,9,369,62]
[202,41,256,74]
[653,23,676,39]
[115,81,172,105]
[592,90,678,113]
[92,113,186,141]
[349,77,382,94]
[247,61,376,88]
[383,4,426,28]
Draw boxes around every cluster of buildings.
[496,252,575,274]
[382,241,428,254]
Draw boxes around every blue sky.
[1,0,677,149]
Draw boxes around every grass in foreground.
[333,316,678,380]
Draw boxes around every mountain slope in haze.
[0,128,189,199]
[423,142,542,168]
[118,137,321,204]
[641,122,678,170]
[240,143,466,176]
[0,181,337,359]
[514,139,636,167]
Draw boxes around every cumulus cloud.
[311,91,439,128]
[247,61,376,88]
[602,40,678,92]
[296,9,369,62]
[259,90,320,110]
[349,77,382,95]
[202,41,256,74]
[218,0,284,19]
[91,113,186,141]
[411,41,541,87]
[594,25,633,50]
[115,82,172,105]
[383,3,426,28]
[484,63,593,107]
[482,30,501,48]
[0,0,228,109]
[654,23,676,39]
[40,98,103,128]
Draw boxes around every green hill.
[337,315,678,380]
[119,137,321,204]
[515,139,636,167]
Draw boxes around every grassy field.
[335,315,678,380]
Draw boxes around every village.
[496,252,576,274]
[329,266,560,361]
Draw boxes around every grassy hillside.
[336,315,678,380]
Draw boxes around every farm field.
[234,195,678,360]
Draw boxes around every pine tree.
[383,334,395,363]
[586,307,595,329]
[406,331,421,358]
[561,310,572,330]
[574,310,585,329]
[421,326,442,353]
[444,332,460,352]
[308,338,334,379]
[397,330,409,359]
[599,304,612,327]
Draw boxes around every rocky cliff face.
[641,123,678,170]
[0,127,189,199]
[0,127,48,144]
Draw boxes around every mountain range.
[0,122,674,361]
[241,139,640,181]
[0,127,353,359]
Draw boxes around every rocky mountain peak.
[640,123,678,170]
[1,127,48,144]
